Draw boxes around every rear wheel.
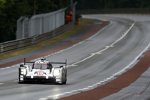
[61,73,67,85]
[58,77,63,85]
[63,73,67,84]
[63,80,66,84]
[57,75,66,85]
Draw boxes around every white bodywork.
[18,59,67,84]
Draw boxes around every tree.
[0,0,68,43]
[76,0,150,9]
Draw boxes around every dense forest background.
[77,0,150,9]
[0,0,69,43]
[0,0,150,43]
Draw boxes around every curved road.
[1,15,150,100]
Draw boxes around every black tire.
[18,75,24,83]
[63,80,67,84]
[62,73,67,85]
[18,71,25,83]
[18,80,24,84]
[58,75,64,85]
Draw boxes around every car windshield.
[33,63,48,70]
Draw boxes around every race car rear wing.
[23,58,67,66]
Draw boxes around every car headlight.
[54,69,60,76]
[21,68,26,75]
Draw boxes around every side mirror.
[20,64,24,67]
[60,66,63,68]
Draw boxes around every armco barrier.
[0,24,72,53]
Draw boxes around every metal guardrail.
[0,24,72,53]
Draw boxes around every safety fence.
[16,8,66,39]
[0,23,72,53]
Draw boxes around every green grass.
[0,19,93,59]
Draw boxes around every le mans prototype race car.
[18,58,67,84]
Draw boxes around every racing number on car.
[37,71,44,76]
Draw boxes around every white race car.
[18,58,67,84]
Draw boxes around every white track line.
[37,21,112,61]
[0,64,20,70]
[40,22,141,100]
[68,22,135,67]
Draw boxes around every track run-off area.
[1,14,150,100]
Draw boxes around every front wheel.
[18,74,25,83]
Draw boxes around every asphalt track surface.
[1,14,150,100]
[103,60,150,100]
